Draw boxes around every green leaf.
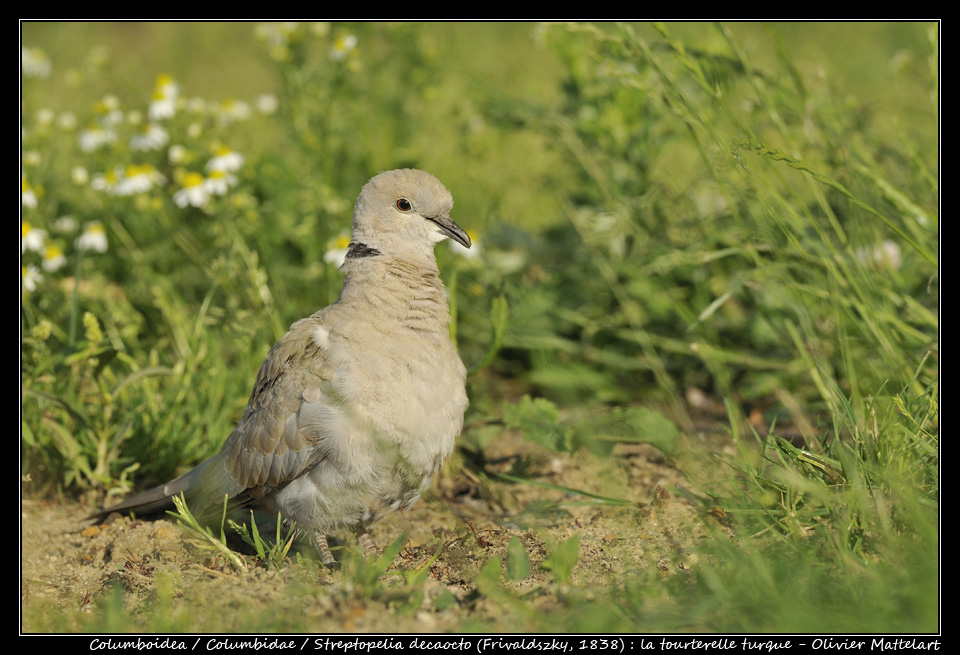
[432,589,458,611]
[112,365,176,395]
[503,395,567,452]
[469,293,509,375]
[541,535,580,583]
[170,494,245,571]
[505,536,531,581]
[475,555,503,596]
[572,406,680,456]
[22,387,92,430]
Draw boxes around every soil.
[20,428,736,633]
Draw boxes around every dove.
[90,169,471,566]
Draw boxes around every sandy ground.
[21,429,732,633]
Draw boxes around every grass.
[21,21,938,634]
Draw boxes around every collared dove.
[89,169,471,566]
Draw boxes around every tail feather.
[87,455,245,523]
[87,469,197,522]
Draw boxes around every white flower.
[256,22,300,60]
[36,108,55,127]
[206,146,244,173]
[113,164,165,196]
[185,97,207,114]
[91,165,165,196]
[21,179,38,208]
[255,22,300,47]
[42,244,67,272]
[98,94,121,112]
[155,75,178,99]
[103,109,124,126]
[149,74,179,121]
[168,145,191,165]
[22,47,51,78]
[91,168,121,193]
[53,216,78,233]
[324,234,351,268]
[487,250,526,274]
[22,265,44,292]
[94,96,124,127]
[130,122,170,151]
[22,222,46,253]
[449,230,482,259]
[203,170,237,196]
[330,34,358,61]
[218,99,251,124]
[57,111,78,130]
[149,96,177,121]
[78,125,117,152]
[76,222,108,253]
[71,166,89,185]
[256,94,278,115]
[173,172,210,208]
[855,240,902,270]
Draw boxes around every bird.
[89,169,471,566]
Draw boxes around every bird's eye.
[396,198,412,212]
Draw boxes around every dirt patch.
[21,430,732,633]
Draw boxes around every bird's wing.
[216,312,339,494]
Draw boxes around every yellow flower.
[91,168,121,193]
[324,234,352,268]
[22,221,46,253]
[21,179,38,208]
[21,47,51,78]
[76,222,108,253]
[206,146,244,173]
[218,99,251,124]
[113,164,165,196]
[149,75,179,121]
[450,229,482,259]
[330,34,358,61]
[155,73,176,90]
[203,169,237,196]
[173,172,210,208]
[42,244,67,272]
[255,22,301,61]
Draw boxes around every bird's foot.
[358,532,378,558]
[314,532,339,568]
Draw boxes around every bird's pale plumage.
[90,169,470,565]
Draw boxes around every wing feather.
[220,314,336,491]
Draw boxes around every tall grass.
[496,22,938,631]
[21,22,937,632]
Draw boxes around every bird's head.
[349,169,470,262]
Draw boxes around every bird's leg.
[313,532,338,567]
[358,532,378,558]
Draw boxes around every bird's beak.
[427,215,471,248]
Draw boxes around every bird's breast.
[322,322,466,474]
